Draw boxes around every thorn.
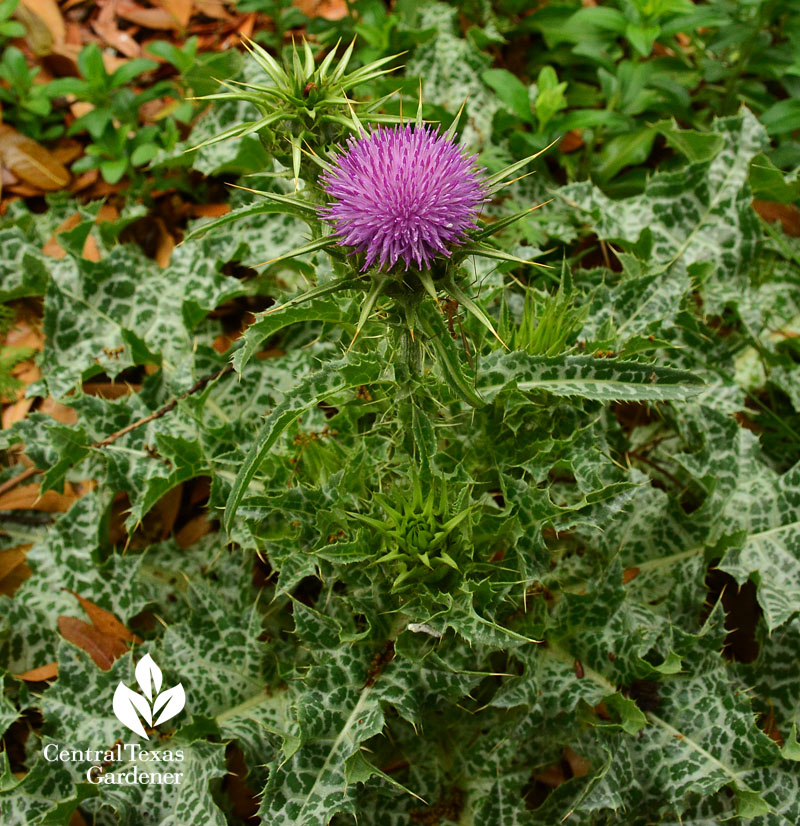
[225,181,265,195]
[346,328,361,353]
[497,168,537,189]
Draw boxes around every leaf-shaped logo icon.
[112,655,186,738]
[135,653,162,701]
[152,683,185,726]
[113,683,152,739]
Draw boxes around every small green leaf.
[734,787,772,819]
[625,22,661,56]
[595,128,657,182]
[655,121,725,164]
[482,68,532,123]
[761,100,800,136]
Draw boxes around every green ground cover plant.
[1,1,799,824]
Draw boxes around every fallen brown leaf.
[753,200,800,237]
[39,397,79,424]
[239,12,255,38]
[92,0,143,58]
[189,203,230,218]
[14,359,40,383]
[69,100,94,120]
[42,214,78,257]
[0,545,33,596]
[533,763,567,789]
[559,129,584,153]
[622,566,640,584]
[144,483,183,540]
[70,168,99,193]
[96,203,120,223]
[82,177,125,199]
[563,747,591,779]
[83,234,101,261]
[82,381,140,398]
[652,43,675,58]
[191,0,230,20]
[176,513,213,548]
[4,361,41,402]
[139,97,181,122]
[16,0,66,54]
[257,347,286,360]
[188,475,210,506]
[50,139,84,168]
[68,809,86,826]
[0,545,30,581]
[0,562,32,595]
[213,332,237,353]
[108,491,130,546]
[66,589,142,643]
[0,125,70,190]
[116,0,181,30]
[761,704,784,746]
[47,42,82,75]
[2,398,35,428]
[293,0,348,20]
[154,216,174,267]
[5,182,47,197]
[13,662,58,681]
[0,481,82,512]
[154,0,192,28]
[69,809,88,826]
[43,213,101,261]
[4,321,43,351]
[57,616,129,670]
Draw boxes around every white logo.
[112,654,185,739]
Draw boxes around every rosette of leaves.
[350,473,472,592]
[189,36,404,181]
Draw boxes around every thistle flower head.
[319,124,486,272]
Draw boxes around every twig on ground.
[0,363,234,498]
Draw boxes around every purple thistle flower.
[319,124,486,272]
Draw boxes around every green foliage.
[2,4,800,826]
[0,304,32,397]
[0,0,24,44]
[499,282,585,357]
[351,472,470,591]
[0,46,70,141]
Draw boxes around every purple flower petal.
[319,124,486,272]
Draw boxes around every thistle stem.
[401,326,423,376]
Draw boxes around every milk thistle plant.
[178,41,757,826]
[3,25,794,826]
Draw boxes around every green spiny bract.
[351,474,472,592]
[188,36,404,182]
[498,281,587,357]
